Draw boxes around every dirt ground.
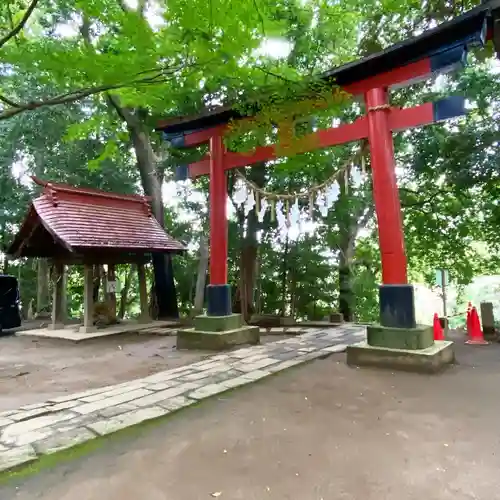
[3,332,500,500]
[0,331,289,411]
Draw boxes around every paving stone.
[188,384,228,400]
[295,351,328,362]
[210,369,244,383]
[19,402,49,411]
[79,382,148,403]
[34,427,96,455]
[2,427,55,447]
[49,400,80,412]
[235,357,279,372]
[0,410,18,418]
[241,354,270,364]
[131,383,203,407]
[141,368,193,384]
[240,369,271,381]
[219,377,252,390]
[73,388,153,415]
[0,417,14,428]
[0,445,37,472]
[272,351,302,361]
[146,380,180,392]
[266,359,305,373]
[9,408,55,422]
[1,412,77,439]
[321,344,348,353]
[298,347,318,353]
[230,349,259,359]
[87,406,169,436]
[98,403,138,418]
[181,370,216,381]
[157,396,196,412]
[48,386,112,404]
[209,354,231,361]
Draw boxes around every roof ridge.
[31,176,151,204]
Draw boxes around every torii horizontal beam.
[163,46,468,150]
[176,96,466,180]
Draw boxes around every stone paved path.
[0,324,365,473]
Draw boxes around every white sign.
[107,281,118,294]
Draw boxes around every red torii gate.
[158,2,500,343]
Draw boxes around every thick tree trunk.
[337,183,357,322]
[107,96,179,319]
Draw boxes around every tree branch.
[0,0,40,49]
[0,94,22,108]
[0,62,192,121]
[400,187,450,208]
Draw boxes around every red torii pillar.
[206,134,232,316]
[364,87,414,329]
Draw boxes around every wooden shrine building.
[7,177,185,333]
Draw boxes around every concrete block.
[177,326,260,351]
[346,340,455,374]
[367,324,434,350]
[193,313,243,332]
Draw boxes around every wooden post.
[137,262,150,323]
[49,262,65,330]
[61,265,68,322]
[106,264,117,322]
[80,263,96,333]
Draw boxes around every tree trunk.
[192,236,209,316]
[106,96,179,319]
[337,182,357,322]
[280,236,290,316]
[36,258,50,313]
[232,164,266,321]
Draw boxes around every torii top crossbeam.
[157,1,500,330]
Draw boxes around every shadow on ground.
[2,332,500,500]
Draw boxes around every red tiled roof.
[8,177,186,256]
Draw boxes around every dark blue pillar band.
[379,284,416,329]
[207,284,232,316]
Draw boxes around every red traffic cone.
[466,307,488,345]
[433,313,445,340]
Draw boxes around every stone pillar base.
[177,313,260,350]
[347,340,455,374]
[79,326,97,334]
[367,324,434,350]
[329,312,344,324]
